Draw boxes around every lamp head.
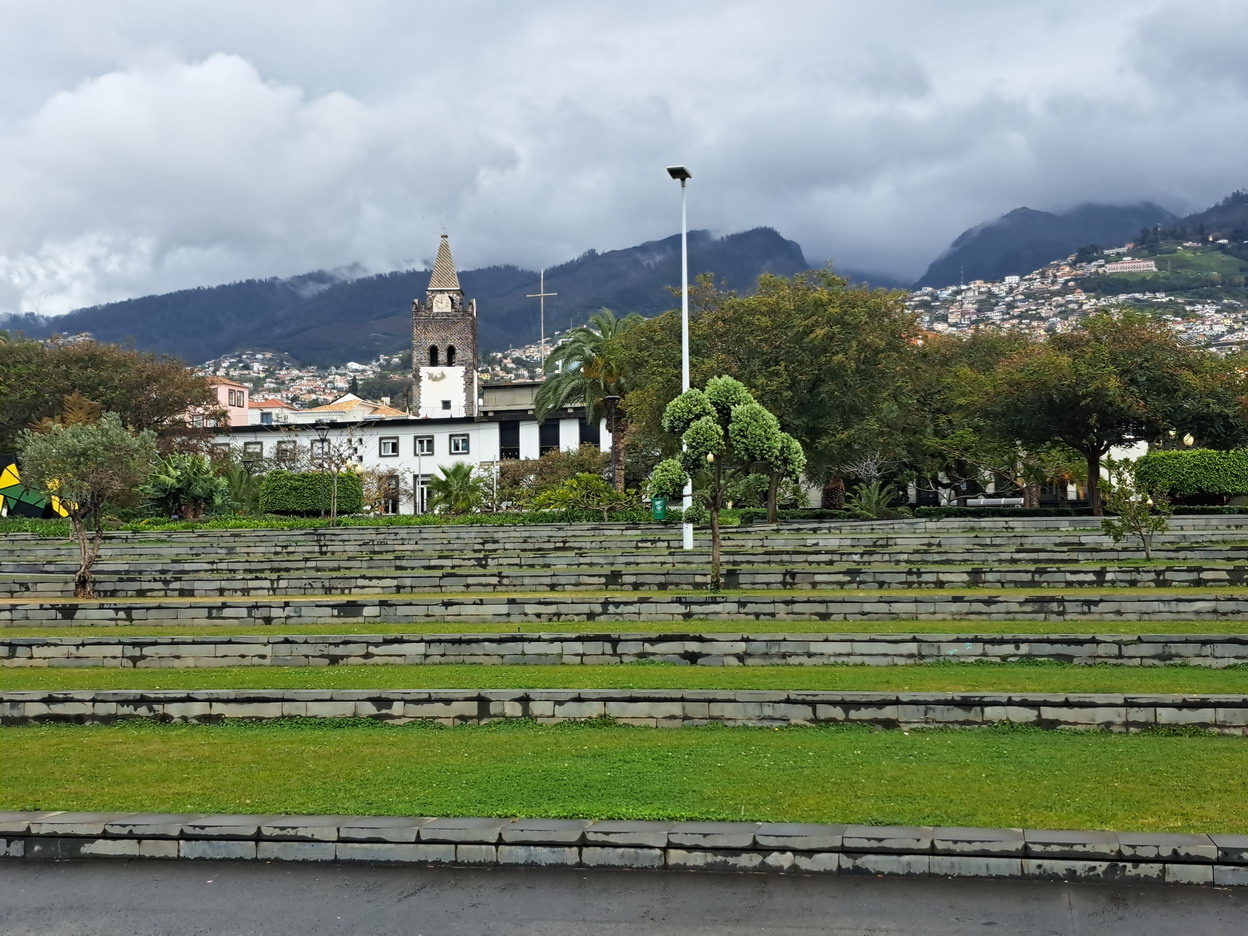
[666,166,691,182]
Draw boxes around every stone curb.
[5,631,1245,669]
[3,688,1246,733]
[8,593,1248,626]
[1,812,1243,886]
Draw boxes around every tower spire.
[428,233,460,291]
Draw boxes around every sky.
[1,0,1246,318]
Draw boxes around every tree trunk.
[709,504,721,592]
[767,472,779,524]
[1023,483,1040,508]
[611,436,623,493]
[330,472,339,527]
[821,477,845,509]
[1086,452,1103,516]
[70,513,101,599]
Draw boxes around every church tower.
[412,234,477,418]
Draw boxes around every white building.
[212,236,610,514]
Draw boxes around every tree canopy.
[0,337,218,453]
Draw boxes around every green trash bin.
[650,496,668,521]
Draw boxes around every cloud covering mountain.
[1,1,1246,319]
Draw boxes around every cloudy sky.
[1,0,1246,317]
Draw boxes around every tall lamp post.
[667,165,694,550]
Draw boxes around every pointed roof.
[428,234,461,291]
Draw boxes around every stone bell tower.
[412,234,478,418]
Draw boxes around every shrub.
[1133,449,1248,502]
[258,470,363,516]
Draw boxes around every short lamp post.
[313,420,340,527]
[667,164,694,550]
[603,394,623,492]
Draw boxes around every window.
[415,436,434,456]
[441,400,451,411]
[450,434,470,455]
[538,420,560,456]
[227,389,244,407]
[275,440,297,465]
[379,436,399,457]
[499,422,520,460]
[379,473,400,515]
[446,345,456,366]
[310,439,328,462]
[578,417,601,447]
[429,345,439,366]
[243,441,264,460]
[212,442,230,457]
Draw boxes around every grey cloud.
[0,0,1245,317]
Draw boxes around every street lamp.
[312,419,339,527]
[667,165,694,551]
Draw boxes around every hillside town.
[910,241,1248,349]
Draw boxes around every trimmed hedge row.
[1134,449,1248,500]
[915,506,1095,518]
[257,470,364,516]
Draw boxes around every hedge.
[914,506,1096,518]
[257,470,364,516]
[1133,449,1248,501]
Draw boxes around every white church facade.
[212,235,609,514]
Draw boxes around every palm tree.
[534,309,640,423]
[426,462,486,515]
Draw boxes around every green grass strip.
[1,720,1243,832]
[3,661,1245,694]
[4,619,1245,639]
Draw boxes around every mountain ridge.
[3,227,822,365]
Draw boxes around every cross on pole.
[526,269,557,369]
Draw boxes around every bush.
[257,470,364,516]
[1133,449,1248,502]
[915,506,1095,518]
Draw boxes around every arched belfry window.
[429,346,439,366]
[447,345,457,366]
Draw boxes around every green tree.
[977,310,1246,514]
[139,452,229,519]
[532,472,631,521]
[427,462,487,515]
[1100,457,1171,560]
[17,413,158,597]
[612,271,917,505]
[534,309,642,422]
[494,446,609,511]
[0,337,219,453]
[649,376,804,590]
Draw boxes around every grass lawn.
[4,619,1244,638]
[1,720,1243,832]
[4,661,1245,694]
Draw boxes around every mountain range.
[5,189,1246,365]
[2,228,815,365]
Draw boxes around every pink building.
[206,377,250,428]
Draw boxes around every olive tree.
[649,376,804,590]
[18,413,158,597]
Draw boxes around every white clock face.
[432,293,451,312]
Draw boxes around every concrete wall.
[6,632,1246,669]
[8,564,1248,599]
[7,593,1248,626]
[4,688,1246,733]
[2,811,1244,886]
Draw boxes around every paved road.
[1,861,1243,935]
